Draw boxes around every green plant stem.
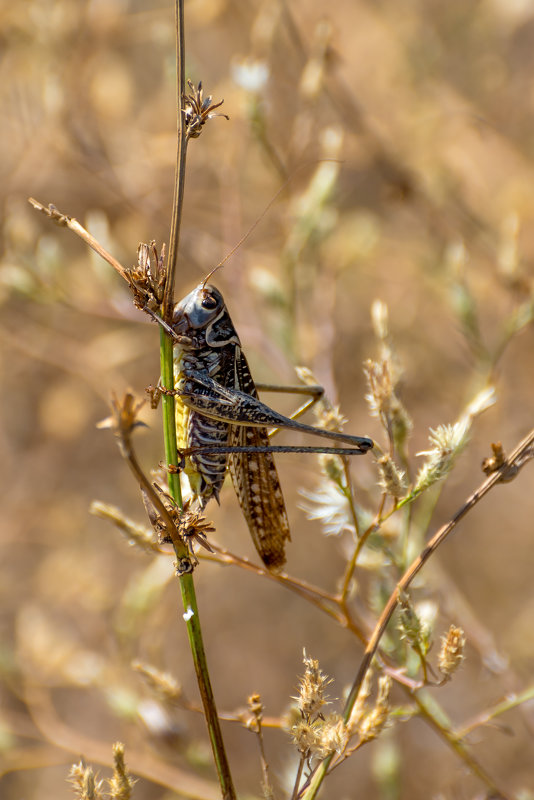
[160,328,236,800]
[163,0,187,323]
[157,3,236,797]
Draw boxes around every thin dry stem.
[28,199,130,283]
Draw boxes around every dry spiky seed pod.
[128,241,166,311]
[183,80,229,139]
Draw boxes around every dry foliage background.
[1,0,533,798]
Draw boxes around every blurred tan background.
[1,0,533,798]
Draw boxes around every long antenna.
[202,160,334,283]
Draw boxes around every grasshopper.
[169,280,373,571]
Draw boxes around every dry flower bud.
[248,693,264,721]
[438,625,466,680]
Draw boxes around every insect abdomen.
[174,349,229,503]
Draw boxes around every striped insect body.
[172,282,372,571]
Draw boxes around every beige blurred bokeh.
[1,1,533,798]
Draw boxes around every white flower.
[299,483,353,536]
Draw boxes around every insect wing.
[228,348,290,571]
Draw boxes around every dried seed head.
[364,359,412,447]
[183,80,229,139]
[398,589,426,651]
[97,393,146,452]
[438,625,466,680]
[315,713,348,758]
[358,675,391,744]
[108,743,136,800]
[347,668,373,733]
[128,241,166,310]
[294,651,332,718]
[415,387,496,492]
[177,508,215,554]
[68,762,105,800]
[132,660,182,705]
[288,712,347,760]
[414,422,469,491]
[290,718,321,757]
[377,455,407,499]
[364,359,392,420]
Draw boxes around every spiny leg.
[178,371,373,452]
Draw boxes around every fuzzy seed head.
[108,743,136,800]
[415,387,496,492]
[315,713,348,758]
[398,590,426,651]
[364,359,412,446]
[290,718,321,757]
[364,359,393,420]
[295,652,332,717]
[68,762,105,800]
[438,626,466,680]
[347,669,373,733]
[358,675,391,744]
[415,422,469,491]
[377,455,408,499]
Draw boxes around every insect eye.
[201,294,218,310]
